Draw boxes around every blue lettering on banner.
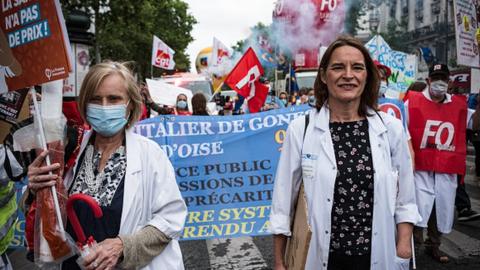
[135,105,311,240]
[7,19,50,48]
[366,35,416,94]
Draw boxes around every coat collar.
[310,103,388,168]
[68,128,142,188]
[313,103,387,137]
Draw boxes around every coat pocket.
[394,256,410,270]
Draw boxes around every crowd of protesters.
[0,35,479,270]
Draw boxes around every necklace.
[83,145,104,194]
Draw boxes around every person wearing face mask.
[307,88,316,107]
[278,92,289,108]
[175,94,192,116]
[374,61,408,127]
[405,63,473,264]
[26,62,187,270]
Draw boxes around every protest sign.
[135,105,311,240]
[453,0,480,68]
[0,0,72,92]
[0,88,28,123]
[9,105,311,245]
[63,43,90,97]
[146,78,192,108]
[366,35,417,98]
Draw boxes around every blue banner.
[134,105,311,240]
[9,178,28,249]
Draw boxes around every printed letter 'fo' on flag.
[151,35,176,70]
[224,48,268,113]
[212,37,232,66]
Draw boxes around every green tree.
[61,0,196,79]
[378,18,409,52]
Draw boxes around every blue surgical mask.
[279,98,287,106]
[87,103,128,137]
[308,96,316,106]
[177,100,187,109]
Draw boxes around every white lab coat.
[269,106,421,270]
[405,90,472,233]
[64,129,187,270]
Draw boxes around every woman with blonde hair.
[27,61,187,269]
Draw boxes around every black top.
[329,119,374,256]
[63,143,126,269]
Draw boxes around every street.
[9,151,480,270]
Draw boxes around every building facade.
[357,0,455,76]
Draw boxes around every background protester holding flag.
[407,64,473,263]
[27,62,187,269]
[269,36,420,270]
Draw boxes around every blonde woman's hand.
[83,237,124,270]
[27,150,60,192]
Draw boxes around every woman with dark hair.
[191,93,209,116]
[270,36,420,270]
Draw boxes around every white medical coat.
[65,129,187,270]
[269,106,421,270]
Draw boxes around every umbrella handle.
[66,194,103,244]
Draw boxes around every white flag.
[211,37,232,66]
[151,35,176,70]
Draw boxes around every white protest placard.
[365,35,417,98]
[146,79,192,108]
[453,0,480,68]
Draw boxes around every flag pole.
[30,87,66,239]
[411,237,416,269]
[288,62,292,94]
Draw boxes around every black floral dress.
[329,119,374,256]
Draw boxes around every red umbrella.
[66,194,103,249]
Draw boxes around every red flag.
[224,48,268,113]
